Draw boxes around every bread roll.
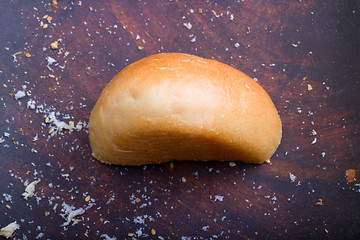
[89,53,282,165]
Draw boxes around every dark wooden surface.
[1,0,359,239]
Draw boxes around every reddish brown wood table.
[1,1,359,239]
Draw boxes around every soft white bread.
[89,53,282,165]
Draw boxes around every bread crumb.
[181,177,187,183]
[288,173,296,182]
[60,202,85,227]
[12,51,22,62]
[315,199,323,206]
[48,128,55,134]
[50,41,58,50]
[100,234,117,240]
[42,23,48,29]
[211,10,223,17]
[45,211,50,216]
[214,195,224,202]
[25,52,31,58]
[52,0,58,8]
[46,56,57,71]
[183,22,192,29]
[45,111,81,134]
[307,84,313,91]
[0,221,20,239]
[14,90,26,100]
[137,46,144,50]
[22,179,41,200]
[85,195,91,202]
[229,162,236,167]
[346,169,356,183]
[151,228,156,235]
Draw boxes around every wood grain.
[0,0,359,239]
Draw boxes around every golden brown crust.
[89,53,282,165]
